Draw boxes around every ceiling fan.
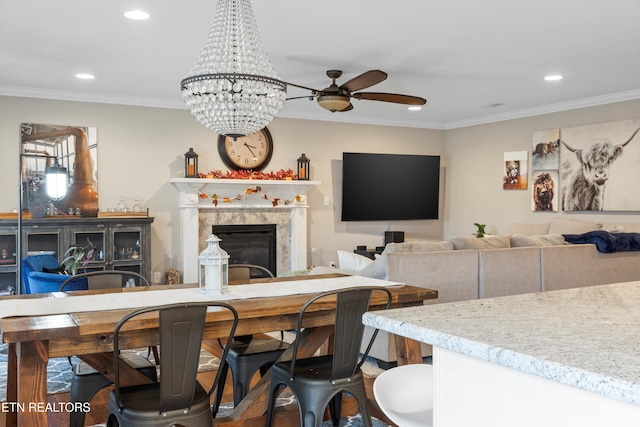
[285,69,427,112]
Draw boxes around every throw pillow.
[359,253,388,280]
[507,222,550,236]
[449,235,511,250]
[337,250,373,271]
[548,218,602,234]
[42,265,66,275]
[510,234,566,247]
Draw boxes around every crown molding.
[2,85,638,131]
[443,89,640,130]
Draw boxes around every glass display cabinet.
[0,216,154,294]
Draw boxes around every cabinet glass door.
[0,232,17,266]
[0,231,18,294]
[25,228,61,260]
[72,230,106,270]
[112,229,142,267]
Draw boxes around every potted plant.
[473,223,487,238]
[62,238,95,275]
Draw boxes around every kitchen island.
[362,280,640,427]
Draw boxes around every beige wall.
[444,99,640,238]
[0,96,444,272]
[2,96,639,273]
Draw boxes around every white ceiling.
[1,0,639,130]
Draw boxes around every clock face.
[217,127,273,171]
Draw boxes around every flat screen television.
[341,152,440,221]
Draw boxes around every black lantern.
[297,153,310,180]
[185,147,199,178]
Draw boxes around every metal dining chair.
[227,263,274,281]
[265,286,393,427]
[59,270,158,427]
[211,263,289,417]
[107,302,238,427]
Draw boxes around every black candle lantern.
[297,153,310,180]
[185,147,199,178]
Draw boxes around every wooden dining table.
[0,273,436,427]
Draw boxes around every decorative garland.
[198,169,298,180]
[196,169,305,206]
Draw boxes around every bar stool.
[373,363,434,427]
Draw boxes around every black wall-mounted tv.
[341,152,440,221]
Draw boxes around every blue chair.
[21,254,87,294]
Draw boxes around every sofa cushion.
[510,234,566,247]
[357,240,456,280]
[602,223,640,233]
[337,250,373,271]
[384,240,454,253]
[548,218,602,234]
[507,222,550,236]
[450,235,511,250]
[409,240,455,252]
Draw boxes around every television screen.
[341,152,440,221]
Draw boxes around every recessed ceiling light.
[75,73,95,80]
[544,75,563,81]
[408,106,422,111]
[124,10,150,20]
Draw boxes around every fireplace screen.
[212,224,277,277]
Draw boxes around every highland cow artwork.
[560,119,640,212]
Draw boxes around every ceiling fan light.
[317,95,351,112]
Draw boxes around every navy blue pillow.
[42,265,67,275]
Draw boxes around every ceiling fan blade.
[284,81,322,93]
[353,92,427,105]
[340,70,387,93]
[286,95,317,101]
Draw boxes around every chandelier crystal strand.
[181,0,286,137]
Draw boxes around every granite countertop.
[362,280,640,406]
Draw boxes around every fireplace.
[169,178,320,283]
[213,224,277,276]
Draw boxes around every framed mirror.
[20,123,98,218]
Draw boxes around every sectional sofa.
[329,218,640,367]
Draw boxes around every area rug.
[1,343,390,426]
[0,343,218,402]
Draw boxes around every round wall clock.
[217,127,273,171]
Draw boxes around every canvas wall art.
[532,129,560,171]
[531,170,558,212]
[503,151,528,190]
[560,118,640,212]
[21,123,99,218]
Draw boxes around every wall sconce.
[297,153,310,180]
[199,234,229,295]
[185,147,199,178]
[45,162,68,200]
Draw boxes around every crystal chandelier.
[181,0,286,138]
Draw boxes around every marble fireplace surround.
[170,178,320,283]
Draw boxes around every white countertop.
[362,280,640,406]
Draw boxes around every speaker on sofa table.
[384,231,404,245]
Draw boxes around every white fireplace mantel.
[169,178,321,282]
